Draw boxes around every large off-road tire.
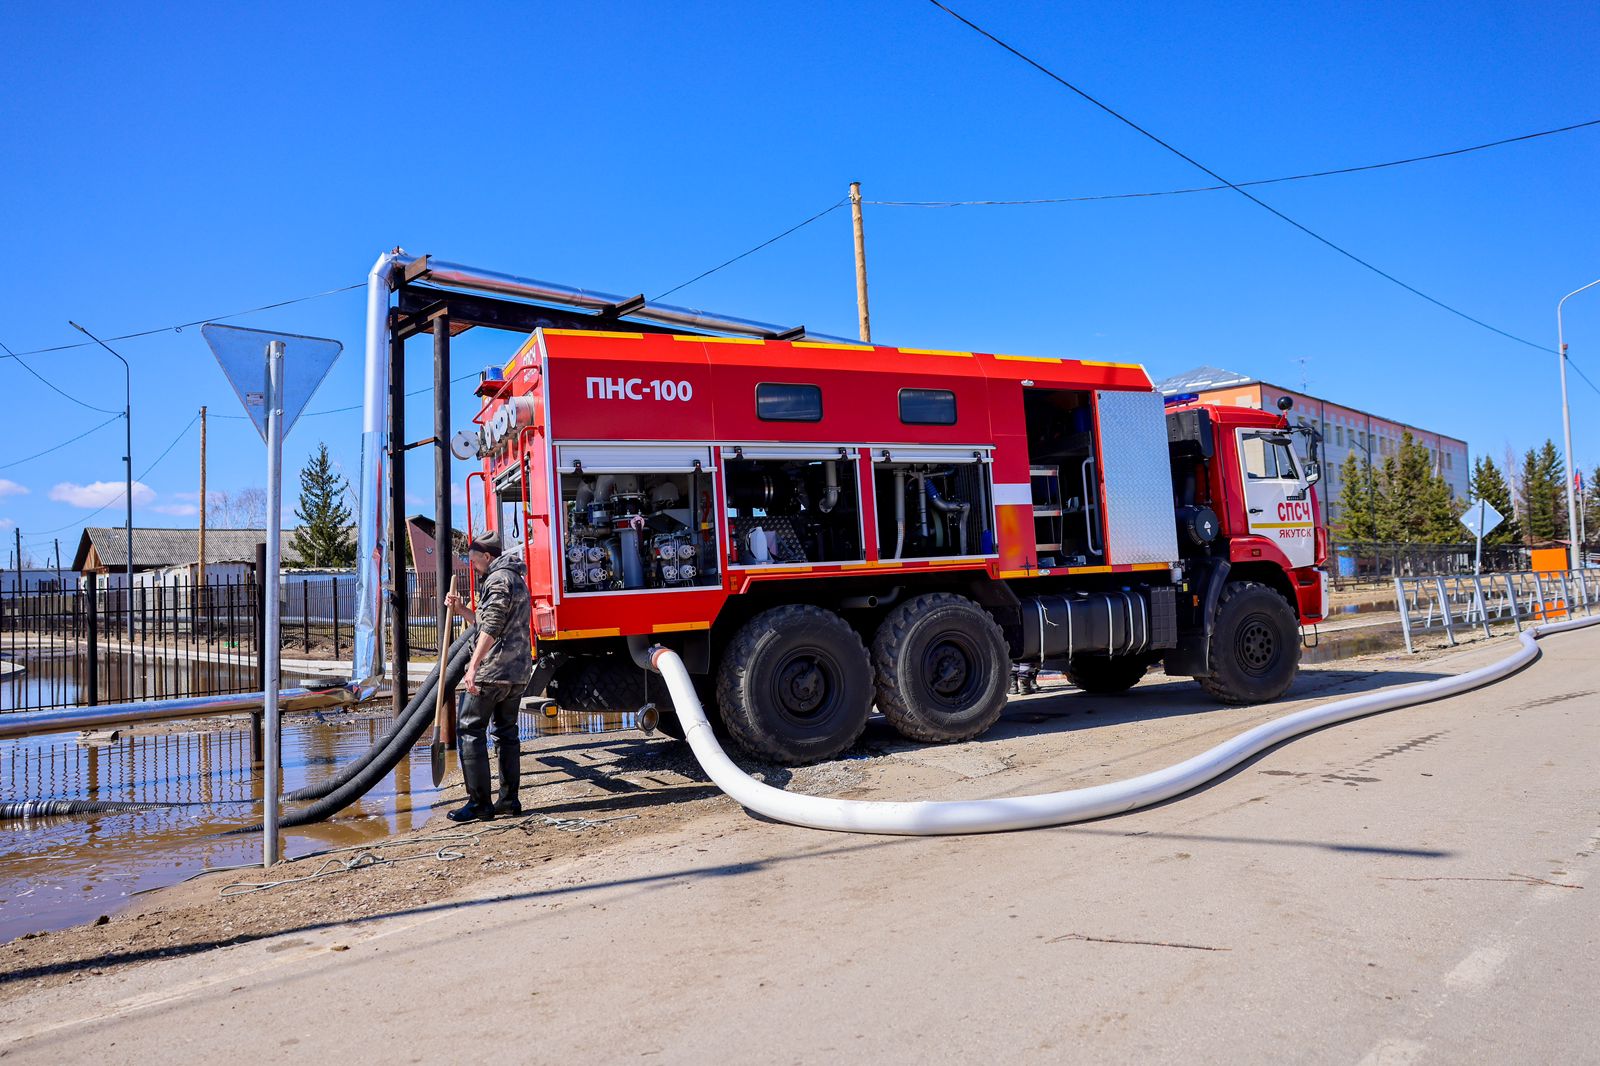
[1198,581,1300,704]
[716,605,873,765]
[871,593,1010,743]
[1066,655,1148,694]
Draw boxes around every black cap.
[469,531,502,557]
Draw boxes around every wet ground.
[0,705,634,943]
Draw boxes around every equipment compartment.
[871,447,994,560]
[556,446,719,595]
[722,448,863,566]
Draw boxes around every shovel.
[429,577,459,787]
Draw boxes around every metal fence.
[1331,541,1532,589]
[1394,569,1598,653]
[2,566,472,714]
[0,577,261,713]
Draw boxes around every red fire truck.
[467,328,1327,764]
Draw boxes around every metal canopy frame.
[377,254,827,716]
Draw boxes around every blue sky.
[2,0,1597,562]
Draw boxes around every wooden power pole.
[850,181,871,343]
[197,405,207,587]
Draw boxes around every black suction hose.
[236,627,478,831]
[0,799,170,821]
[285,627,479,802]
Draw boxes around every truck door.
[1236,428,1316,569]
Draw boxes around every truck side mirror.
[1303,459,1321,486]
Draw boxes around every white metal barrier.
[1395,569,1597,652]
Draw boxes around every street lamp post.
[69,321,135,693]
[1557,279,1600,571]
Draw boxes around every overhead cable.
[926,0,1555,355]
[867,118,1600,207]
[0,282,364,359]
[0,413,124,471]
[0,338,122,414]
[29,414,200,535]
[653,199,850,300]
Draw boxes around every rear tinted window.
[756,383,822,422]
[899,388,957,425]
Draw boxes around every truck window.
[1240,433,1298,480]
[899,388,956,426]
[556,448,718,595]
[724,450,863,565]
[756,383,822,422]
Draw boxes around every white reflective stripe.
[992,482,1032,507]
[873,446,990,465]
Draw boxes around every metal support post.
[433,313,452,653]
[263,339,285,867]
[1503,573,1523,631]
[1434,576,1457,646]
[1395,577,1415,653]
[85,582,98,707]
[1556,571,1573,621]
[1531,572,1548,622]
[389,325,410,717]
[1469,574,1492,637]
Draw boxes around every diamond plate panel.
[1094,389,1181,565]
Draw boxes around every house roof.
[1154,365,1259,394]
[72,527,302,573]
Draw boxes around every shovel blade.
[430,741,447,787]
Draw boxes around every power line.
[210,369,483,420]
[0,412,124,471]
[653,199,850,300]
[867,118,1600,207]
[926,1,1555,355]
[29,414,201,536]
[0,338,122,414]
[0,282,364,360]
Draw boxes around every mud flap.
[1164,558,1230,677]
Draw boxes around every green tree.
[1467,456,1519,545]
[1336,451,1378,540]
[1375,432,1438,542]
[291,443,355,567]
[1582,464,1600,557]
[1518,440,1566,543]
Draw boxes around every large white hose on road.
[648,615,1599,835]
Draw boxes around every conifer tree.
[291,443,355,567]
[1467,456,1519,545]
[1336,451,1378,540]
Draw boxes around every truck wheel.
[872,594,1009,743]
[716,605,873,765]
[1066,655,1147,694]
[1199,581,1299,704]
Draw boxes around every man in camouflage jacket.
[445,531,533,822]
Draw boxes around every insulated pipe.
[925,479,970,555]
[352,249,401,696]
[819,461,841,513]
[0,686,360,741]
[648,615,1598,836]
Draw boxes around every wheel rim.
[1236,614,1277,676]
[921,633,984,711]
[767,648,845,723]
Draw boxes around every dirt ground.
[0,624,1507,1007]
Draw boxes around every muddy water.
[0,705,635,943]
[0,650,256,713]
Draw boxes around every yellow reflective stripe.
[680,335,763,344]
[652,621,711,633]
[544,328,646,340]
[896,347,973,358]
[993,354,1062,363]
[552,627,622,640]
[792,341,875,351]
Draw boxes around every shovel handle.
[435,577,459,745]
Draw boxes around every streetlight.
[68,321,135,693]
[1557,279,1600,570]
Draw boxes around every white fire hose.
[648,614,1598,835]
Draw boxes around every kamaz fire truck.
[467,328,1327,765]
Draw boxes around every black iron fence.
[1329,541,1534,589]
[2,566,474,713]
[1,577,261,713]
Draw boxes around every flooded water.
[0,705,636,943]
[0,649,255,713]
[1302,623,1407,664]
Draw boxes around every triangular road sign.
[1459,498,1505,538]
[201,323,343,442]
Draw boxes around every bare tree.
[207,487,269,528]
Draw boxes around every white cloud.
[0,479,28,499]
[49,480,157,508]
[0,518,14,530]
[151,502,199,517]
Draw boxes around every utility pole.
[198,405,207,588]
[54,538,61,588]
[13,527,20,593]
[1557,278,1600,571]
[850,181,871,343]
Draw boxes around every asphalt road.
[4,627,1596,1064]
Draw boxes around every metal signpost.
[203,324,342,867]
[1460,497,1505,575]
